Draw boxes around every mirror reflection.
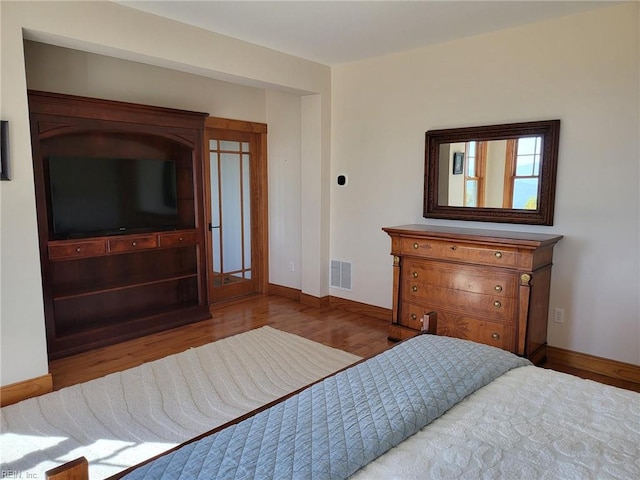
[438,136,542,209]
[424,119,560,225]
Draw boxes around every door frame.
[203,117,269,302]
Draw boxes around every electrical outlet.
[553,308,565,324]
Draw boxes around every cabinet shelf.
[52,305,211,356]
[55,304,203,339]
[53,272,198,301]
[54,277,200,338]
[49,245,199,298]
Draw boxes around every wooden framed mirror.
[424,120,560,225]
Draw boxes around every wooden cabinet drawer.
[435,310,515,351]
[403,259,517,297]
[402,281,515,322]
[400,237,517,268]
[158,231,198,248]
[400,303,426,330]
[401,304,514,351]
[108,235,157,253]
[49,240,106,260]
[400,303,437,331]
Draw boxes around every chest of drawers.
[383,225,562,364]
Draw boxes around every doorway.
[204,118,268,303]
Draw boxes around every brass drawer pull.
[412,271,418,278]
[450,245,457,251]
[411,313,417,320]
[412,285,418,292]
[132,241,137,247]
[413,242,419,249]
[494,251,503,259]
[493,300,502,308]
[491,332,501,340]
[494,285,503,293]
[75,247,81,253]
[179,237,184,241]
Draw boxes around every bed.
[50,334,640,480]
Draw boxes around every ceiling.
[117,1,619,65]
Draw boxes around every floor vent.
[330,260,352,290]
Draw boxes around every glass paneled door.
[206,129,258,302]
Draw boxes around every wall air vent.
[330,260,352,290]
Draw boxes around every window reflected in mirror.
[440,136,543,210]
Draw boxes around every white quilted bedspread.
[352,366,640,480]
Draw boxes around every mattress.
[352,365,640,479]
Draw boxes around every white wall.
[24,41,268,122]
[0,0,329,387]
[301,94,329,297]
[331,3,640,365]
[266,90,302,288]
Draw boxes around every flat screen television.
[48,156,178,239]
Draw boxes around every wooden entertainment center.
[29,91,211,359]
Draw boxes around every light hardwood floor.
[49,294,640,393]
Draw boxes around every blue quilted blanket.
[120,335,530,480]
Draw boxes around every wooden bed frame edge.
[0,373,53,407]
[46,456,88,480]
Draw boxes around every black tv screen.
[48,156,178,238]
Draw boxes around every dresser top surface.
[383,224,563,247]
